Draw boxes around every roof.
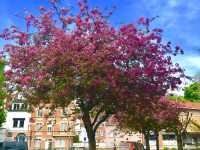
[182,102,200,110]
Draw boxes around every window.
[184,136,193,144]
[163,134,176,140]
[21,104,27,110]
[13,118,25,128]
[13,103,20,110]
[47,125,52,132]
[36,109,43,117]
[198,138,200,144]
[35,123,42,131]
[62,107,68,116]
[149,134,157,140]
[60,123,66,132]
[16,133,26,142]
[34,137,41,148]
[55,138,65,147]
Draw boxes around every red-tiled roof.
[182,101,200,110]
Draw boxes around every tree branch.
[93,113,109,132]
[183,112,192,132]
[91,106,104,126]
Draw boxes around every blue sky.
[0,0,200,76]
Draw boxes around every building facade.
[74,118,143,149]
[2,99,200,150]
[29,105,76,150]
[3,99,31,143]
[182,102,200,149]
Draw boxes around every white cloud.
[168,0,178,7]
[186,56,200,69]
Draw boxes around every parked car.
[0,141,28,150]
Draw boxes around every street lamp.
[114,131,117,150]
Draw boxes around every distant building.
[182,102,200,149]
[75,117,143,149]
[149,101,200,150]
[3,99,31,143]
[2,98,200,150]
[28,104,76,150]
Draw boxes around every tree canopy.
[184,82,200,102]
[193,73,200,82]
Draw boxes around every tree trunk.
[81,108,96,150]
[155,131,159,150]
[143,130,151,150]
[176,133,183,150]
[88,133,96,150]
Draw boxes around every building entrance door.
[45,139,53,150]
[16,133,26,142]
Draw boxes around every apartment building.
[29,104,77,150]
[182,102,200,149]
[3,99,31,143]
[74,102,200,150]
[2,98,200,150]
[74,118,143,149]
[148,102,200,150]
[1,98,77,150]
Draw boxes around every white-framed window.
[36,109,43,117]
[34,137,41,148]
[163,134,176,141]
[12,103,27,111]
[21,103,27,110]
[55,138,65,147]
[60,123,66,132]
[13,103,20,110]
[35,123,42,131]
[62,107,68,116]
[13,118,25,128]
[47,125,52,132]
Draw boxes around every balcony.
[7,108,28,112]
[52,131,75,137]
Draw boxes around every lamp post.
[114,131,117,150]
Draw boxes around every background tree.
[193,73,200,82]
[168,85,200,150]
[0,0,184,149]
[184,82,200,102]
[116,102,155,150]
[0,59,6,127]
[116,98,181,150]
[170,111,192,150]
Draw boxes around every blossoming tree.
[0,0,185,149]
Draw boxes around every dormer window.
[11,103,27,111]
[13,103,20,110]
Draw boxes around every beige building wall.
[29,104,76,150]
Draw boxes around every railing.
[52,131,76,137]
[7,108,28,112]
